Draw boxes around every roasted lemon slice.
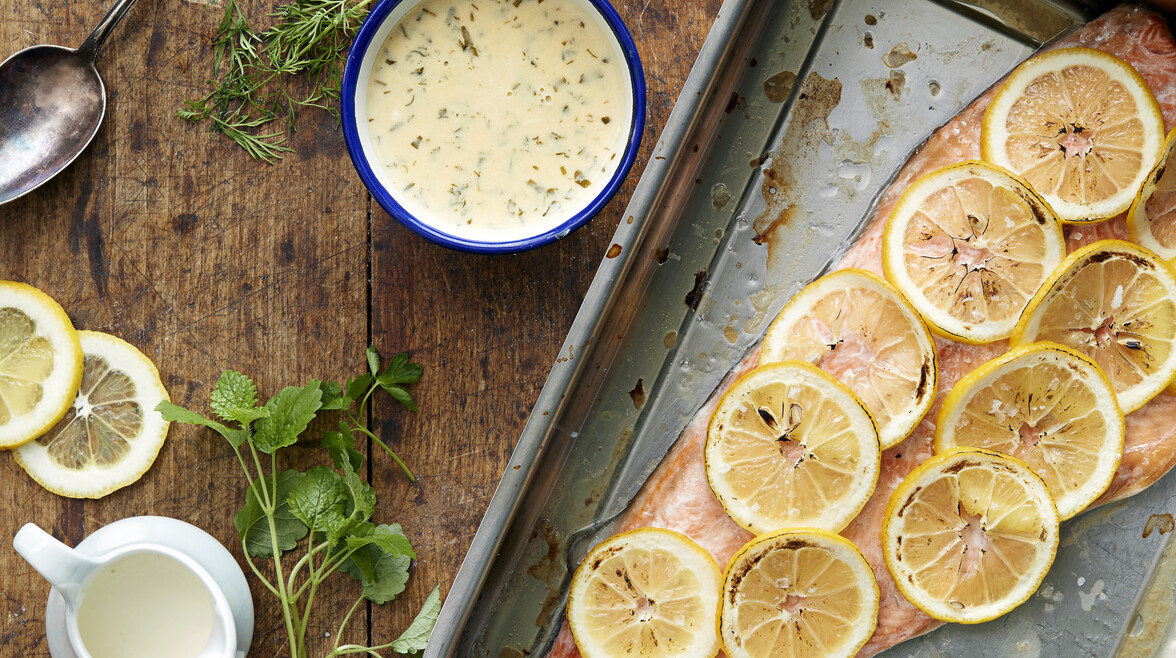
[567,527,722,658]
[882,447,1059,624]
[935,342,1124,519]
[1128,127,1176,264]
[0,281,83,448]
[1011,240,1176,413]
[759,269,936,451]
[13,331,170,498]
[982,47,1165,223]
[719,528,879,658]
[704,362,880,534]
[882,161,1066,344]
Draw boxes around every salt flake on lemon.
[1011,239,1176,413]
[882,161,1066,344]
[982,47,1165,223]
[567,527,721,658]
[704,361,880,535]
[882,447,1059,624]
[759,269,936,450]
[719,528,878,658]
[0,281,83,448]
[14,331,171,499]
[935,342,1124,519]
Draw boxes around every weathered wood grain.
[0,0,720,654]
[368,0,723,647]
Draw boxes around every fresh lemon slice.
[567,527,722,658]
[0,281,83,448]
[719,528,879,658]
[981,47,1165,223]
[704,361,880,534]
[935,342,1124,520]
[1127,127,1176,264]
[882,161,1066,343]
[1011,240,1176,413]
[13,331,170,499]
[882,447,1059,624]
[759,268,937,450]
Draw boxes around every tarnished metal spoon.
[0,0,138,205]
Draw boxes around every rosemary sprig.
[180,0,372,163]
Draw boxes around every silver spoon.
[0,0,138,205]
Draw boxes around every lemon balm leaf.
[211,370,263,421]
[156,401,235,441]
[340,544,411,604]
[391,586,442,654]
[253,382,323,453]
[235,469,308,558]
[317,379,345,410]
[288,466,348,534]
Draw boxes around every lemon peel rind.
[1010,239,1176,413]
[0,282,84,449]
[719,527,879,658]
[567,527,722,658]
[759,268,938,451]
[704,361,881,535]
[933,341,1125,520]
[981,47,1165,223]
[13,331,171,499]
[881,161,1066,344]
[882,447,1060,624]
[1127,127,1176,263]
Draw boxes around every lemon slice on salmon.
[704,362,880,534]
[882,447,1059,624]
[759,269,937,450]
[882,161,1066,344]
[1128,127,1176,264]
[982,47,1165,223]
[935,342,1124,519]
[567,527,722,658]
[0,282,83,448]
[13,331,170,498]
[719,528,879,658]
[1011,240,1176,413]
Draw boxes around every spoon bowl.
[0,0,137,206]
[0,46,106,204]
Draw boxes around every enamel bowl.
[341,0,646,254]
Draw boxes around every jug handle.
[13,523,98,604]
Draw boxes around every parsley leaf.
[234,469,308,557]
[339,544,411,604]
[316,379,345,411]
[322,424,364,473]
[253,383,323,454]
[342,374,373,407]
[367,345,382,377]
[210,371,268,425]
[378,353,422,411]
[155,401,244,447]
[391,586,442,654]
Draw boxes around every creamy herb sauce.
[364,0,632,236]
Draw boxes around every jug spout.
[13,523,97,604]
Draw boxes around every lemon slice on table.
[1128,127,1176,264]
[704,362,880,535]
[759,268,937,450]
[567,527,721,658]
[0,282,83,448]
[935,342,1124,519]
[981,47,1165,223]
[1011,240,1176,413]
[13,331,170,499]
[881,161,1066,344]
[882,447,1059,624]
[719,528,879,658]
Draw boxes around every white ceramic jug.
[13,517,253,658]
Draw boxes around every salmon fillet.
[550,5,1176,656]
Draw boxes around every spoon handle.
[77,0,140,62]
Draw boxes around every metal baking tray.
[426,1,1176,656]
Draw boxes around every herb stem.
[332,595,366,651]
[347,411,415,481]
[240,538,280,596]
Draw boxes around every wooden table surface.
[0,0,721,653]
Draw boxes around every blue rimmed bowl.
[341,0,646,254]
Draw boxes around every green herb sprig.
[157,346,437,657]
[178,0,372,162]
